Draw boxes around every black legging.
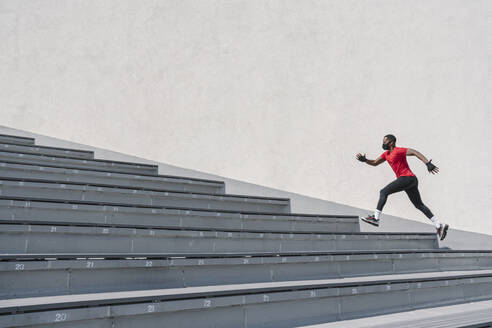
[377,175,434,219]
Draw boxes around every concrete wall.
[1,1,491,235]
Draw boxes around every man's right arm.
[366,155,385,166]
[356,153,385,166]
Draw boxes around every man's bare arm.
[356,153,385,166]
[406,148,429,163]
[407,148,439,174]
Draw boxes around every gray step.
[0,161,225,193]
[1,270,492,327]
[1,250,491,299]
[0,151,158,175]
[0,222,438,254]
[0,197,358,233]
[0,178,291,213]
[300,299,492,327]
[0,134,34,146]
[0,143,94,159]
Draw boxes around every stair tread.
[5,249,487,260]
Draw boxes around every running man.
[356,134,449,241]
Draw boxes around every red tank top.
[381,147,415,178]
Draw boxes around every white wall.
[1,0,491,235]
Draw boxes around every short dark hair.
[384,134,397,144]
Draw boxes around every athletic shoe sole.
[440,224,449,241]
[360,216,379,227]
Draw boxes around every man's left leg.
[362,176,413,227]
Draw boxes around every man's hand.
[356,153,367,162]
[426,159,439,174]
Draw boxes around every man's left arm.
[407,148,439,174]
[406,148,429,163]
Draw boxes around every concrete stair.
[2,271,492,327]
[0,150,158,175]
[0,161,226,193]
[0,134,34,146]
[0,197,358,233]
[0,143,94,159]
[0,133,490,328]
[0,177,291,213]
[1,250,491,299]
[299,299,492,327]
[0,223,435,254]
